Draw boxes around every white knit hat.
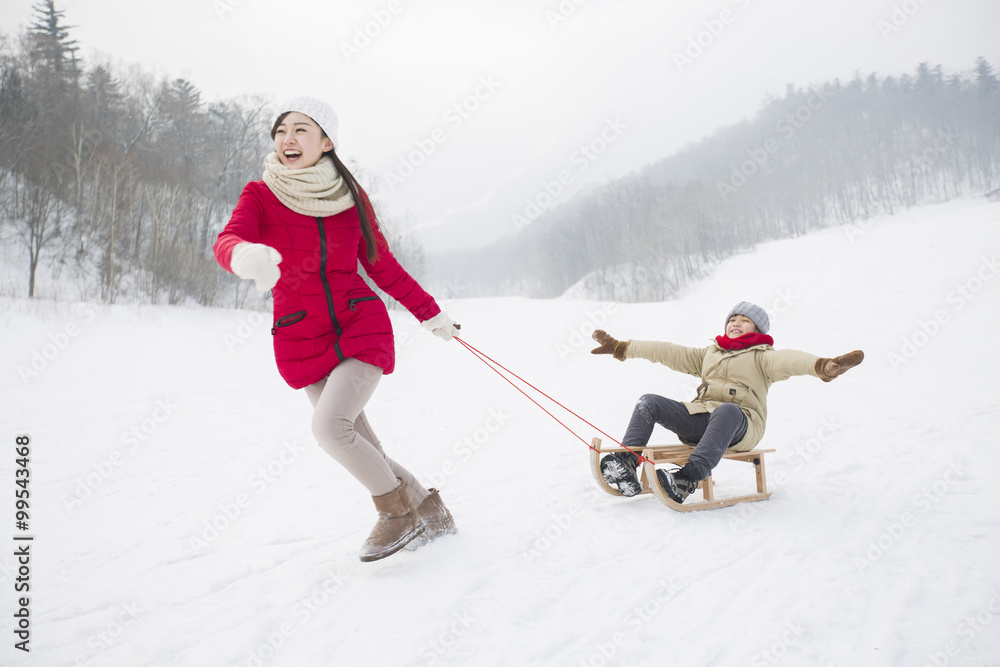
[277,96,339,150]
[725,301,770,334]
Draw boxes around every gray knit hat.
[277,96,339,150]
[725,301,770,334]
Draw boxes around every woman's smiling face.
[272,112,333,169]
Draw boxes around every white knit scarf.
[262,153,355,217]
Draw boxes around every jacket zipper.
[271,310,306,335]
[316,217,346,362]
[348,296,379,310]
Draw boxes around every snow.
[2,197,999,666]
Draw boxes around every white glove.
[421,311,460,341]
[230,243,282,292]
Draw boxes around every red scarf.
[715,332,774,351]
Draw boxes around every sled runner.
[590,437,775,512]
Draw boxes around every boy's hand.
[591,330,629,361]
[816,350,864,382]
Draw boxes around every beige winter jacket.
[625,340,821,451]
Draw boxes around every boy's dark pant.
[622,394,748,480]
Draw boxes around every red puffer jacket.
[214,181,441,389]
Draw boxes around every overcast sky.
[2,0,998,251]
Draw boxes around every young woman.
[214,97,458,561]
[591,301,864,503]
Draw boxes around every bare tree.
[8,172,62,296]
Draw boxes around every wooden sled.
[590,437,775,512]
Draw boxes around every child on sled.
[591,301,863,503]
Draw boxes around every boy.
[592,302,863,503]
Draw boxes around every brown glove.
[815,350,864,382]
[591,330,628,362]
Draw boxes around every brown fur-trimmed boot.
[816,350,865,382]
[359,479,425,563]
[405,488,458,551]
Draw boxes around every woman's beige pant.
[305,357,430,503]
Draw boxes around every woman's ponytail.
[327,149,380,265]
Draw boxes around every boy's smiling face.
[725,314,758,338]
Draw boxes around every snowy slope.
[1,197,999,667]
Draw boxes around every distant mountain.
[425,60,1000,302]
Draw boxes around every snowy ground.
[1,197,999,667]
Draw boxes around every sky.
[2,0,998,252]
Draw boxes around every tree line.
[429,59,1000,302]
[3,3,997,307]
[0,1,423,307]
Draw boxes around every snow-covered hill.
[1,197,999,666]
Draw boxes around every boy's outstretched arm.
[592,330,706,376]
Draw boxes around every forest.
[0,1,423,307]
[1,2,998,306]
[429,57,1000,301]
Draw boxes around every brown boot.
[405,488,457,551]
[816,350,865,382]
[359,479,425,563]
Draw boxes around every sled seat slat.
[589,437,775,511]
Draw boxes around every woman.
[591,301,863,503]
[214,97,458,561]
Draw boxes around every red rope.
[453,336,651,464]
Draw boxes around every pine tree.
[28,0,80,87]
[974,57,997,94]
[5,1,82,296]
[0,53,31,167]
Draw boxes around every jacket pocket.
[723,383,749,406]
[347,296,379,311]
[271,310,306,335]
